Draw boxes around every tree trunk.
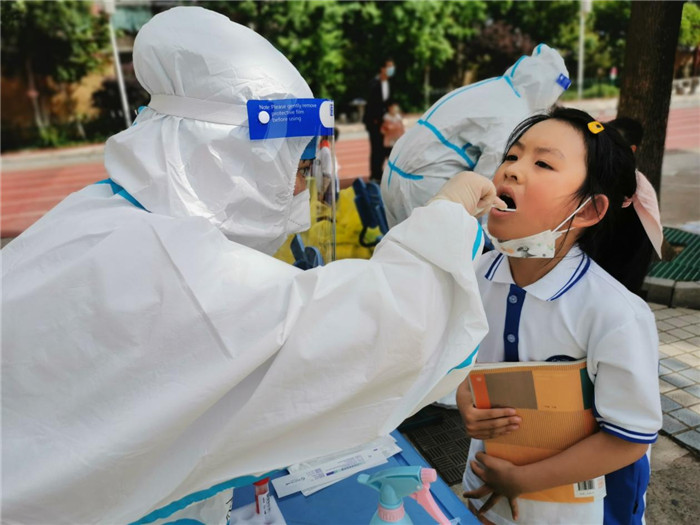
[423,64,431,111]
[25,57,45,131]
[617,1,684,198]
[63,83,87,140]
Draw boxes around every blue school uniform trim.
[593,405,658,443]
[597,421,658,444]
[503,284,526,362]
[548,254,590,301]
[484,253,505,281]
[604,454,650,525]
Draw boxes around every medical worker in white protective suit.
[381,44,571,227]
[1,7,506,525]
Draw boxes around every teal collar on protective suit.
[130,470,283,525]
[95,179,147,211]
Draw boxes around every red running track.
[2,106,698,238]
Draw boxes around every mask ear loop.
[550,195,594,259]
[553,196,593,234]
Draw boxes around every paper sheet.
[273,435,402,497]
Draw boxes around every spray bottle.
[358,466,451,525]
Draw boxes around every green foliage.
[560,81,619,101]
[2,0,676,151]
[198,0,487,114]
[477,0,630,81]
[680,1,700,47]
[1,0,110,83]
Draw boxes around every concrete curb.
[643,277,700,310]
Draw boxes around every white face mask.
[386,66,395,78]
[287,189,311,233]
[485,197,592,258]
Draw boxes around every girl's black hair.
[503,106,653,296]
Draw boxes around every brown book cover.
[468,359,604,503]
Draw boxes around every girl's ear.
[573,194,609,228]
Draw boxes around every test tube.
[253,477,272,523]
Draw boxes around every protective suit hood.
[104,7,313,254]
[505,43,570,112]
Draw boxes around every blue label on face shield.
[247,98,334,140]
[557,74,571,90]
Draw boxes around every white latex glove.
[429,171,506,218]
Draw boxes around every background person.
[363,56,395,183]
[381,98,406,157]
[2,7,503,524]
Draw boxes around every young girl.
[381,99,405,154]
[458,107,662,524]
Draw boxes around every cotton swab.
[492,204,516,213]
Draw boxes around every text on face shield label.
[248,98,335,140]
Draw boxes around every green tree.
[590,0,630,78]
[397,1,487,109]
[339,1,486,114]
[480,1,631,88]
[199,1,488,115]
[0,0,110,137]
[199,1,345,104]
[679,1,700,47]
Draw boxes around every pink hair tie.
[624,171,663,258]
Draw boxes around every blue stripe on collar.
[485,253,505,281]
[547,254,590,301]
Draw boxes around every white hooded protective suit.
[381,44,570,227]
[1,7,488,524]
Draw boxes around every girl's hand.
[464,452,523,521]
[456,378,521,440]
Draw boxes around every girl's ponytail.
[552,107,653,296]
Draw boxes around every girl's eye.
[535,160,553,170]
[504,154,518,161]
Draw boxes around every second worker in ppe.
[2,6,504,525]
[381,44,570,228]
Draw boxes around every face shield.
[248,98,337,268]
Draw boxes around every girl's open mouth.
[498,194,516,209]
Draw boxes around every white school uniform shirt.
[463,246,662,525]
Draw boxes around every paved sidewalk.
[653,303,700,452]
